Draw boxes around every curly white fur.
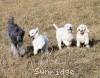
[76,24,90,48]
[53,23,73,49]
[29,28,48,55]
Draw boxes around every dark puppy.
[7,16,25,58]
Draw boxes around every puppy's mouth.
[29,35,35,40]
[80,31,84,35]
[68,29,72,33]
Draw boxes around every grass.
[0,0,100,78]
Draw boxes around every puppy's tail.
[53,23,58,30]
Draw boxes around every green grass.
[0,0,100,78]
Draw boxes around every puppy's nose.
[80,30,83,32]
[28,35,30,37]
[30,36,33,38]
[69,27,72,30]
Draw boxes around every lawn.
[0,0,100,78]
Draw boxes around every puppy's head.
[77,24,89,35]
[29,28,39,40]
[8,16,15,24]
[64,23,73,33]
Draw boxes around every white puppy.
[53,23,73,49]
[76,24,90,48]
[29,28,48,55]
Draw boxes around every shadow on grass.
[25,38,100,57]
[25,45,59,57]
[48,45,59,52]
[72,39,100,47]
[25,45,33,57]
[89,38,100,47]
[72,38,100,47]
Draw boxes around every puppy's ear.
[86,26,89,32]
[77,27,80,31]
[36,27,39,33]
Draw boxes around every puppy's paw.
[45,51,49,55]
[67,47,70,49]
[14,53,20,59]
[34,52,37,55]
[77,46,80,48]
[86,45,90,48]
[19,47,25,55]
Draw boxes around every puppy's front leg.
[63,40,71,49]
[33,47,38,55]
[11,43,19,58]
[77,40,81,48]
[85,39,90,48]
[58,42,62,49]
[86,44,90,48]
[18,46,25,56]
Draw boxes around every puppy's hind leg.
[43,44,49,54]
[57,40,62,50]
[11,43,19,58]
[56,35,62,49]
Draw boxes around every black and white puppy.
[7,16,25,58]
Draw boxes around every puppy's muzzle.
[68,28,72,33]
[80,30,84,34]
[28,35,35,40]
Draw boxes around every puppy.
[7,16,25,58]
[76,24,90,48]
[29,28,48,55]
[53,23,73,49]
